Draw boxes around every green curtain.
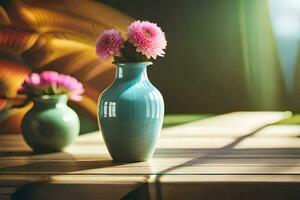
[239,0,284,110]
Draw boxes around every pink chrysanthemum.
[19,71,84,101]
[24,73,41,86]
[57,74,84,101]
[95,29,124,60]
[128,21,167,59]
[40,71,60,86]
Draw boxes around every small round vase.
[97,62,164,162]
[22,94,80,152]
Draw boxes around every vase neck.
[115,62,152,81]
[32,95,68,109]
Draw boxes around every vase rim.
[116,61,153,66]
[33,94,68,102]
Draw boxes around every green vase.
[21,94,80,152]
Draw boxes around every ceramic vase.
[22,94,80,152]
[98,62,164,162]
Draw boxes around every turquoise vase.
[22,94,80,152]
[98,62,164,162]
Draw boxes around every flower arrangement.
[96,20,167,63]
[18,71,84,101]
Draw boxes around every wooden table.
[1,112,300,200]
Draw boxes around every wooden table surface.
[1,112,300,200]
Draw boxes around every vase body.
[22,95,80,152]
[98,62,164,162]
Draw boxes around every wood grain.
[1,112,298,200]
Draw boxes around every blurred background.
[1,0,300,134]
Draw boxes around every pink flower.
[96,29,124,60]
[19,71,84,101]
[19,73,41,94]
[128,21,167,59]
[24,73,40,86]
[57,74,84,100]
[40,71,60,86]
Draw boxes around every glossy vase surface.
[22,94,80,152]
[98,62,164,162]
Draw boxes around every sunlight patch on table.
[253,125,300,137]
[234,138,300,149]
[157,137,235,149]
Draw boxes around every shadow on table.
[0,151,35,157]
[122,124,300,200]
[0,151,125,200]
[0,150,122,174]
